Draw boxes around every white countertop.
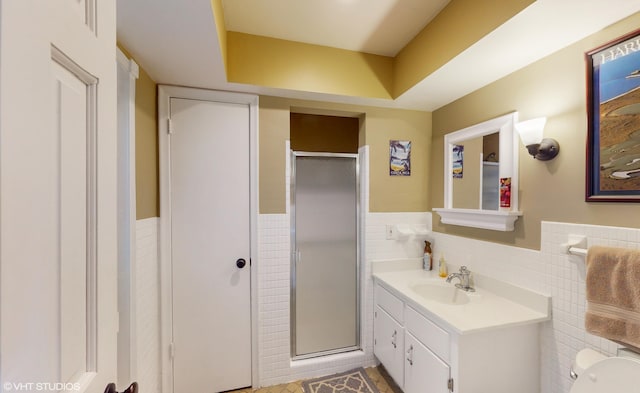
[372,259,551,335]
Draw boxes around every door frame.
[158,86,259,392]
[116,47,139,388]
[289,151,361,360]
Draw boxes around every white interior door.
[168,97,252,393]
[0,1,118,392]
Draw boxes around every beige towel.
[585,245,640,350]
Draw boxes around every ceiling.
[117,0,640,111]
[221,0,450,57]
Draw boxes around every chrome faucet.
[446,266,475,292]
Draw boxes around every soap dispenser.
[423,241,433,271]
[438,253,448,278]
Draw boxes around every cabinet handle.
[406,344,414,365]
[391,330,397,349]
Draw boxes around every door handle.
[104,382,138,393]
[236,258,247,269]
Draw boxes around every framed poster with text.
[586,29,640,202]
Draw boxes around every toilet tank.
[571,348,607,379]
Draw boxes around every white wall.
[135,218,161,392]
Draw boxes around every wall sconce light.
[515,117,560,161]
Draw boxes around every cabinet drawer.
[405,306,449,362]
[375,284,404,323]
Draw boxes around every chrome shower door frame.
[290,151,361,360]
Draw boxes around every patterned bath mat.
[302,368,380,393]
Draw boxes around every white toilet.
[570,348,640,392]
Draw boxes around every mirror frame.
[434,112,523,231]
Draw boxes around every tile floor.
[231,367,402,393]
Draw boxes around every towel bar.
[568,246,588,257]
[562,234,588,258]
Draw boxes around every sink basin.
[410,282,470,305]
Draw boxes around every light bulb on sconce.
[515,117,560,161]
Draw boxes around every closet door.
[168,96,252,393]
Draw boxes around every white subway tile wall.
[539,221,638,393]
[432,221,640,393]
[135,217,161,393]
[258,211,375,383]
[257,209,435,386]
[429,232,544,293]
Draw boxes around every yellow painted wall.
[260,97,290,214]
[228,32,394,99]
[366,109,431,212]
[135,66,159,219]
[220,1,530,101]
[393,0,534,96]
[290,113,359,154]
[431,13,640,250]
[260,96,431,214]
[211,0,228,74]
[118,45,159,219]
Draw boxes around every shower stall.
[290,152,360,359]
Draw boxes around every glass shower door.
[291,153,359,359]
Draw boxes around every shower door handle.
[295,249,301,264]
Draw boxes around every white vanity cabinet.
[374,282,541,393]
[374,285,451,392]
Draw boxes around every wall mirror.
[434,112,523,231]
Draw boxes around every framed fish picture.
[586,29,640,202]
[390,140,411,176]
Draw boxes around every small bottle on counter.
[438,253,448,278]
[423,241,433,271]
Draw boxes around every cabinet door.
[374,305,404,388]
[405,332,450,393]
